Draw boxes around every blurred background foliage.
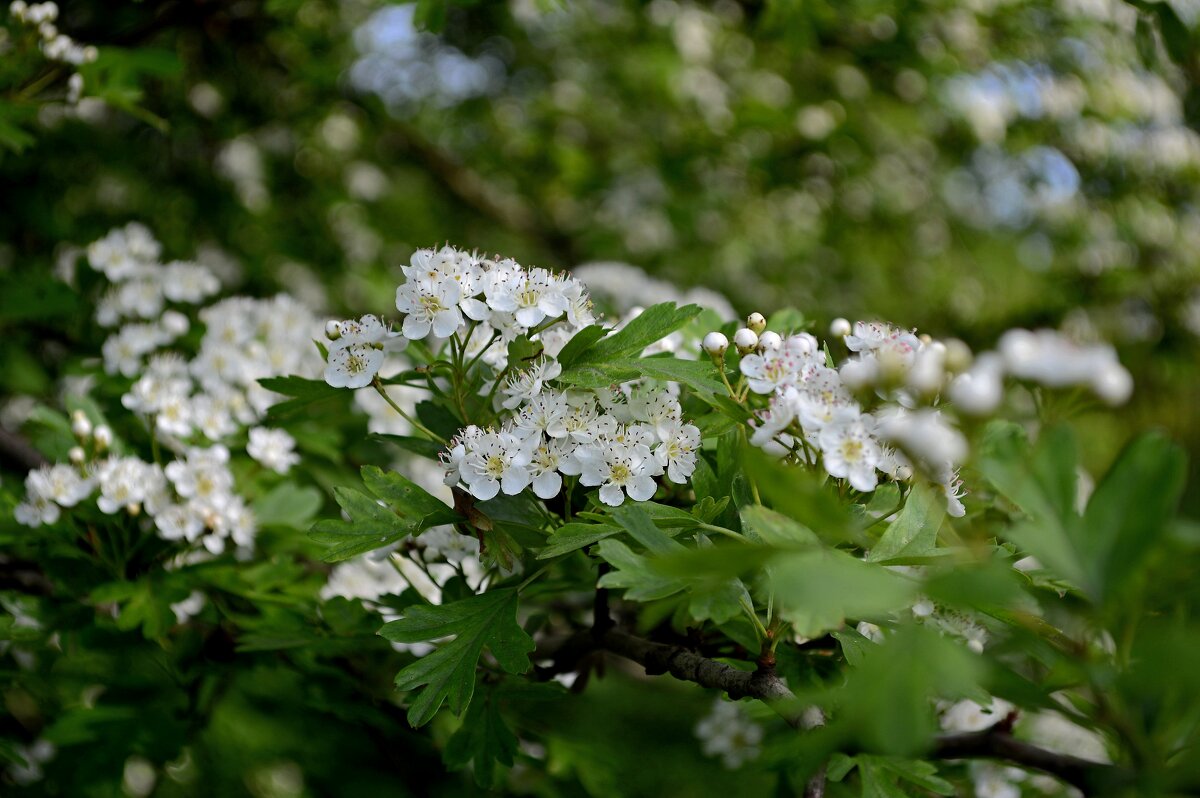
[2,0,1200,795]
[3,0,1200,487]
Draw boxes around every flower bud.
[324,320,342,341]
[71,410,92,439]
[746,312,766,335]
[830,317,852,338]
[839,358,877,391]
[161,310,189,337]
[1093,364,1133,406]
[68,445,86,465]
[93,424,113,450]
[943,338,973,373]
[733,328,758,354]
[758,331,783,351]
[702,331,729,357]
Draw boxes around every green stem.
[741,597,768,642]
[517,563,552,592]
[696,522,743,541]
[462,328,499,375]
[372,378,443,442]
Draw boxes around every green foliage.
[310,465,461,561]
[380,588,535,726]
[982,423,1188,603]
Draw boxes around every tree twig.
[542,626,1118,792]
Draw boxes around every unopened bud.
[1093,364,1133,406]
[325,320,342,341]
[758,331,783,351]
[830,318,852,338]
[746,312,766,335]
[733,328,759,354]
[161,310,189,337]
[71,410,92,439]
[93,424,113,450]
[944,339,972,373]
[702,331,729,358]
[68,445,86,465]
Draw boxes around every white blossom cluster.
[14,224,322,557]
[949,327,1133,414]
[112,294,318,451]
[712,319,968,515]
[14,419,255,555]
[720,314,1133,517]
[8,2,97,68]
[694,699,764,769]
[87,224,220,376]
[324,245,596,389]
[442,386,700,507]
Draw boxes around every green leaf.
[576,302,702,363]
[558,356,724,395]
[310,467,461,562]
[875,757,955,795]
[599,507,752,623]
[537,523,620,559]
[554,324,608,367]
[309,488,405,562]
[866,483,945,564]
[369,433,446,459]
[361,465,461,526]
[506,334,544,366]
[831,628,874,668]
[596,540,686,601]
[260,375,347,421]
[740,505,819,546]
[611,503,684,555]
[252,483,322,529]
[1080,431,1187,601]
[380,589,534,726]
[443,684,519,788]
[636,357,725,394]
[771,549,915,637]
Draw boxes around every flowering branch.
[542,627,1118,791]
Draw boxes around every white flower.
[26,464,92,507]
[422,525,482,564]
[695,700,764,769]
[818,418,880,492]
[940,698,1014,733]
[440,425,483,486]
[95,456,156,513]
[14,495,60,527]
[739,347,802,394]
[512,390,568,440]
[155,503,205,542]
[460,431,535,500]
[500,357,562,410]
[162,261,220,303]
[654,421,701,484]
[875,408,968,469]
[165,446,233,513]
[485,267,568,328]
[527,438,576,499]
[170,591,207,623]
[577,441,662,507]
[395,277,463,339]
[324,342,384,389]
[627,389,682,438]
[246,427,300,474]
[214,497,256,548]
[322,553,409,601]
